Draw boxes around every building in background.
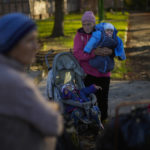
[0,0,30,16]
[3,0,147,19]
[0,0,80,19]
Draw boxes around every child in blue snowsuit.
[61,83,101,103]
[84,22,126,73]
[61,83,104,128]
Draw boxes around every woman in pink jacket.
[73,11,114,122]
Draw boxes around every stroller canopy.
[52,52,86,87]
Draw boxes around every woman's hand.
[94,47,113,56]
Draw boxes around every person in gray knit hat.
[0,13,63,150]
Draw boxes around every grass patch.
[105,12,129,20]
[36,12,129,79]
[111,59,127,79]
[36,12,129,50]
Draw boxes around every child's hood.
[61,83,75,93]
[95,22,118,37]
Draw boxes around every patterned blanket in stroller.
[46,52,103,129]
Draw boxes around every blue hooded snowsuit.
[84,22,126,73]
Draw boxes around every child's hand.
[94,85,102,90]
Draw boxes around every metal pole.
[98,0,104,22]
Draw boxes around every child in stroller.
[61,83,101,103]
[46,51,104,130]
[61,83,103,128]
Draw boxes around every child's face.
[65,85,74,91]
[105,29,114,37]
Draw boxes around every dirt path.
[125,13,150,80]
[108,13,150,116]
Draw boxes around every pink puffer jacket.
[73,28,110,77]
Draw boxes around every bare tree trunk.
[79,0,84,12]
[79,0,97,14]
[114,0,118,11]
[89,0,98,15]
[51,0,64,37]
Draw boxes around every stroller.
[45,51,103,131]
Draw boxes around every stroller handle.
[45,49,55,70]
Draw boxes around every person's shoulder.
[0,65,30,87]
[77,28,84,33]
[77,28,88,35]
[0,65,19,80]
[74,28,83,37]
[75,28,90,40]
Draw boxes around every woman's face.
[9,30,38,65]
[82,21,95,33]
